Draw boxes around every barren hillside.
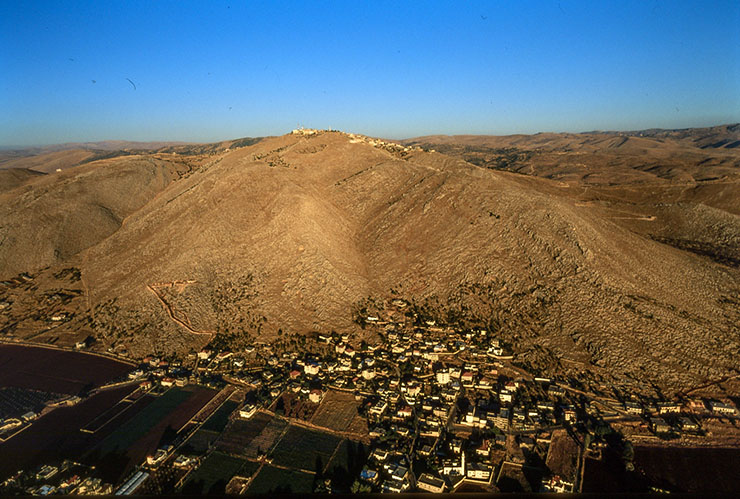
[0,127,738,397]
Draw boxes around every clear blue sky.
[1,0,738,145]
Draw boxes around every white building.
[709,401,736,415]
[239,404,257,419]
[436,369,451,385]
[309,389,324,403]
[417,473,446,493]
[305,362,320,375]
[466,462,493,481]
[442,451,465,476]
[370,400,388,416]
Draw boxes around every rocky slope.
[0,127,738,396]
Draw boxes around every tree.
[351,480,372,493]
[593,421,612,438]
[622,441,634,471]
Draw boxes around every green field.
[95,388,192,455]
[246,465,315,494]
[181,451,247,494]
[200,400,238,433]
[268,425,342,472]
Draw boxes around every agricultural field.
[180,451,247,495]
[80,392,148,434]
[268,424,342,473]
[0,345,133,395]
[88,386,216,482]
[582,448,644,493]
[189,386,236,425]
[181,428,219,455]
[215,412,272,456]
[235,459,261,480]
[497,461,538,493]
[94,388,193,456]
[0,386,64,419]
[344,410,369,438]
[0,384,135,480]
[245,464,315,494]
[200,400,238,433]
[326,439,369,473]
[81,389,156,438]
[243,416,287,458]
[137,463,190,495]
[310,390,359,432]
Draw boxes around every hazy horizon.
[3,121,740,151]
[2,0,739,146]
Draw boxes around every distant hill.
[621,123,740,149]
[404,123,740,151]
[0,136,264,173]
[0,126,738,398]
[0,168,45,193]
[1,140,193,155]
[403,125,740,205]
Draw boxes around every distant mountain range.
[0,140,193,153]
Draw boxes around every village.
[1,298,739,496]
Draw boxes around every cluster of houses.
[123,310,738,494]
[290,128,424,156]
[0,461,112,496]
[343,324,556,491]
[5,297,738,495]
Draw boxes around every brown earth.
[544,429,580,483]
[311,390,364,433]
[0,149,97,174]
[0,168,46,193]
[0,126,738,396]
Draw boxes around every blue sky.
[1,1,738,145]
